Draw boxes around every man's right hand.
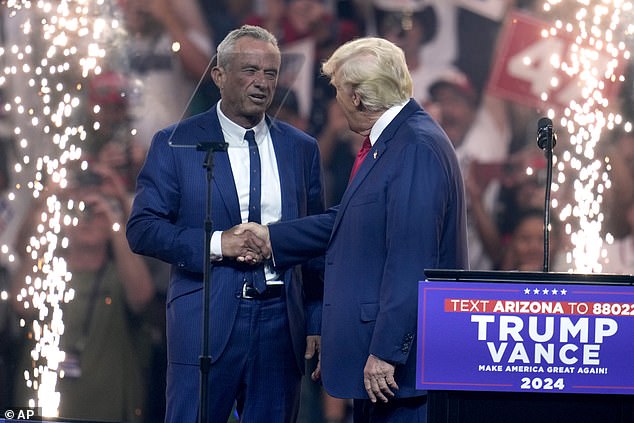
[222,223,271,263]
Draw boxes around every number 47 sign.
[487,10,623,110]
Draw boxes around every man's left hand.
[363,354,399,403]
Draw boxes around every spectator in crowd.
[86,67,171,423]
[151,0,221,114]
[374,0,458,105]
[427,69,510,167]
[244,0,358,50]
[197,0,249,49]
[499,208,545,271]
[120,0,215,147]
[0,261,15,407]
[602,200,634,274]
[600,129,634,274]
[0,137,12,232]
[428,69,511,269]
[244,0,360,137]
[496,147,549,243]
[84,70,148,197]
[12,163,156,422]
[84,71,133,158]
[0,137,20,408]
[602,128,634,238]
[494,143,573,272]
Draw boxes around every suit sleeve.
[271,208,333,335]
[269,207,337,268]
[300,139,327,335]
[126,129,206,274]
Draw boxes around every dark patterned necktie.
[245,130,266,293]
[245,130,261,224]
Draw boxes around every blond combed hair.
[322,37,413,112]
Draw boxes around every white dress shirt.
[368,101,408,145]
[210,102,282,281]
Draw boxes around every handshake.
[222,222,271,264]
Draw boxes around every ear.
[211,66,224,89]
[352,90,362,110]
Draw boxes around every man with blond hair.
[233,36,468,422]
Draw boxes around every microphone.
[537,117,556,150]
[196,142,228,152]
[536,117,556,272]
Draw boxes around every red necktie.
[349,136,372,182]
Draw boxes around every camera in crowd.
[72,169,104,188]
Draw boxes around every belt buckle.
[242,283,256,299]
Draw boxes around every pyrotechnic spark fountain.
[1,0,123,416]
[0,0,632,417]
[539,0,632,272]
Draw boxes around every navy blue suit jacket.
[268,99,468,399]
[126,105,324,376]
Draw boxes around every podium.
[421,270,634,423]
[427,390,634,423]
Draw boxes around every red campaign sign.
[487,10,623,110]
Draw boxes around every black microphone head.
[537,117,553,150]
[538,117,552,131]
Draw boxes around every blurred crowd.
[1,0,633,422]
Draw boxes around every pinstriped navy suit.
[126,104,324,423]
[268,99,468,421]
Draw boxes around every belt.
[241,281,284,300]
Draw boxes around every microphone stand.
[170,140,228,423]
[198,141,228,423]
[537,117,556,272]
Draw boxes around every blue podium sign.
[417,280,634,394]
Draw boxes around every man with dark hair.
[127,25,324,423]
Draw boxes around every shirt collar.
[369,100,409,146]
[216,100,268,145]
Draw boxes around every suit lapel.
[331,99,420,237]
[330,141,385,239]
[197,106,242,225]
[268,118,298,220]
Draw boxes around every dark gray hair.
[216,25,280,69]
